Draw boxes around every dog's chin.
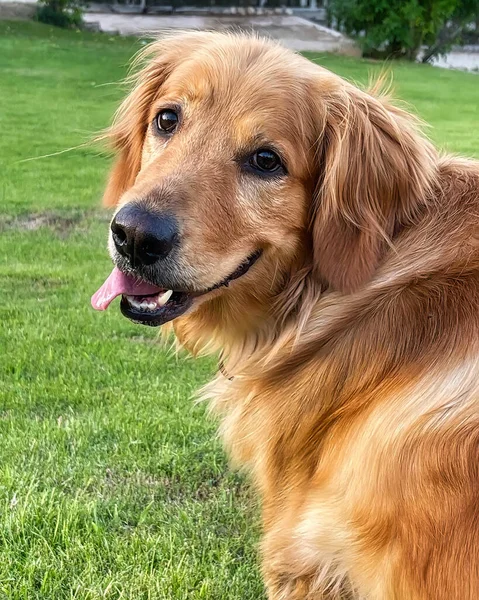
[119,250,262,327]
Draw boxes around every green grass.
[0,20,477,599]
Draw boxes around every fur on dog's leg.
[265,572,354,600]
[265,573,314,600]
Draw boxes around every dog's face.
[93,34,320,326]
[92,32,434,333]
[118,43,314,289]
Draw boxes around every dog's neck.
[174,292,278,368]
[174,263,322,376]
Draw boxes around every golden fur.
[102,31,479,599]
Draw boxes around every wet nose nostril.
[110,220,130,259]
[144,242,160,259]
[110,218,128,242]
[140,235,176,265]
[113,233,126,246]
[112,229,127,247]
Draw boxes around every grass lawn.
[0,20,478,599]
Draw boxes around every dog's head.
[92,32,435,344]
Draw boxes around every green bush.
[35,0,83,28]
[328,0,479,61]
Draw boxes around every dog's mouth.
[120,289,194,327]
[91,250,262,327]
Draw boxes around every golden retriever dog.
[91,31,479,599]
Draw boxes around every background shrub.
[35,0,83,28]
[328,0,479,61]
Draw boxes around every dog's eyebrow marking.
[162,64,217,106]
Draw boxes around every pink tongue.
[91,267,163,311]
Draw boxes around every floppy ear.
[102,32,213,207]
[311,81,437,293]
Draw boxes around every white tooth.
[147,302,156,310]
[140,300,149,310]
[127,296,142,310]
[157,290,173,306]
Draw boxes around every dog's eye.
[249,149,283,174]
[156,109,179,134]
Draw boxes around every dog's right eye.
[155,109,179,134]
[246,148,285,177]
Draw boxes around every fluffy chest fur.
[201,355,479,599]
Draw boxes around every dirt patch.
[5,213,82,233]
[0,209,111,237]
[102,466,251,504]
[2,272,66,290]
[0,2,36,20]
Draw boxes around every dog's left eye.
[156,109,179,134]
[248,149,284,175]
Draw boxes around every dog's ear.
[102,32,212,207]
[310,80,436,293]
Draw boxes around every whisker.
[16,141,94,164]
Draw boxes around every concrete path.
[82,13,360,55]
[431,49,479,72]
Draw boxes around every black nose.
[111,204,178,267]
